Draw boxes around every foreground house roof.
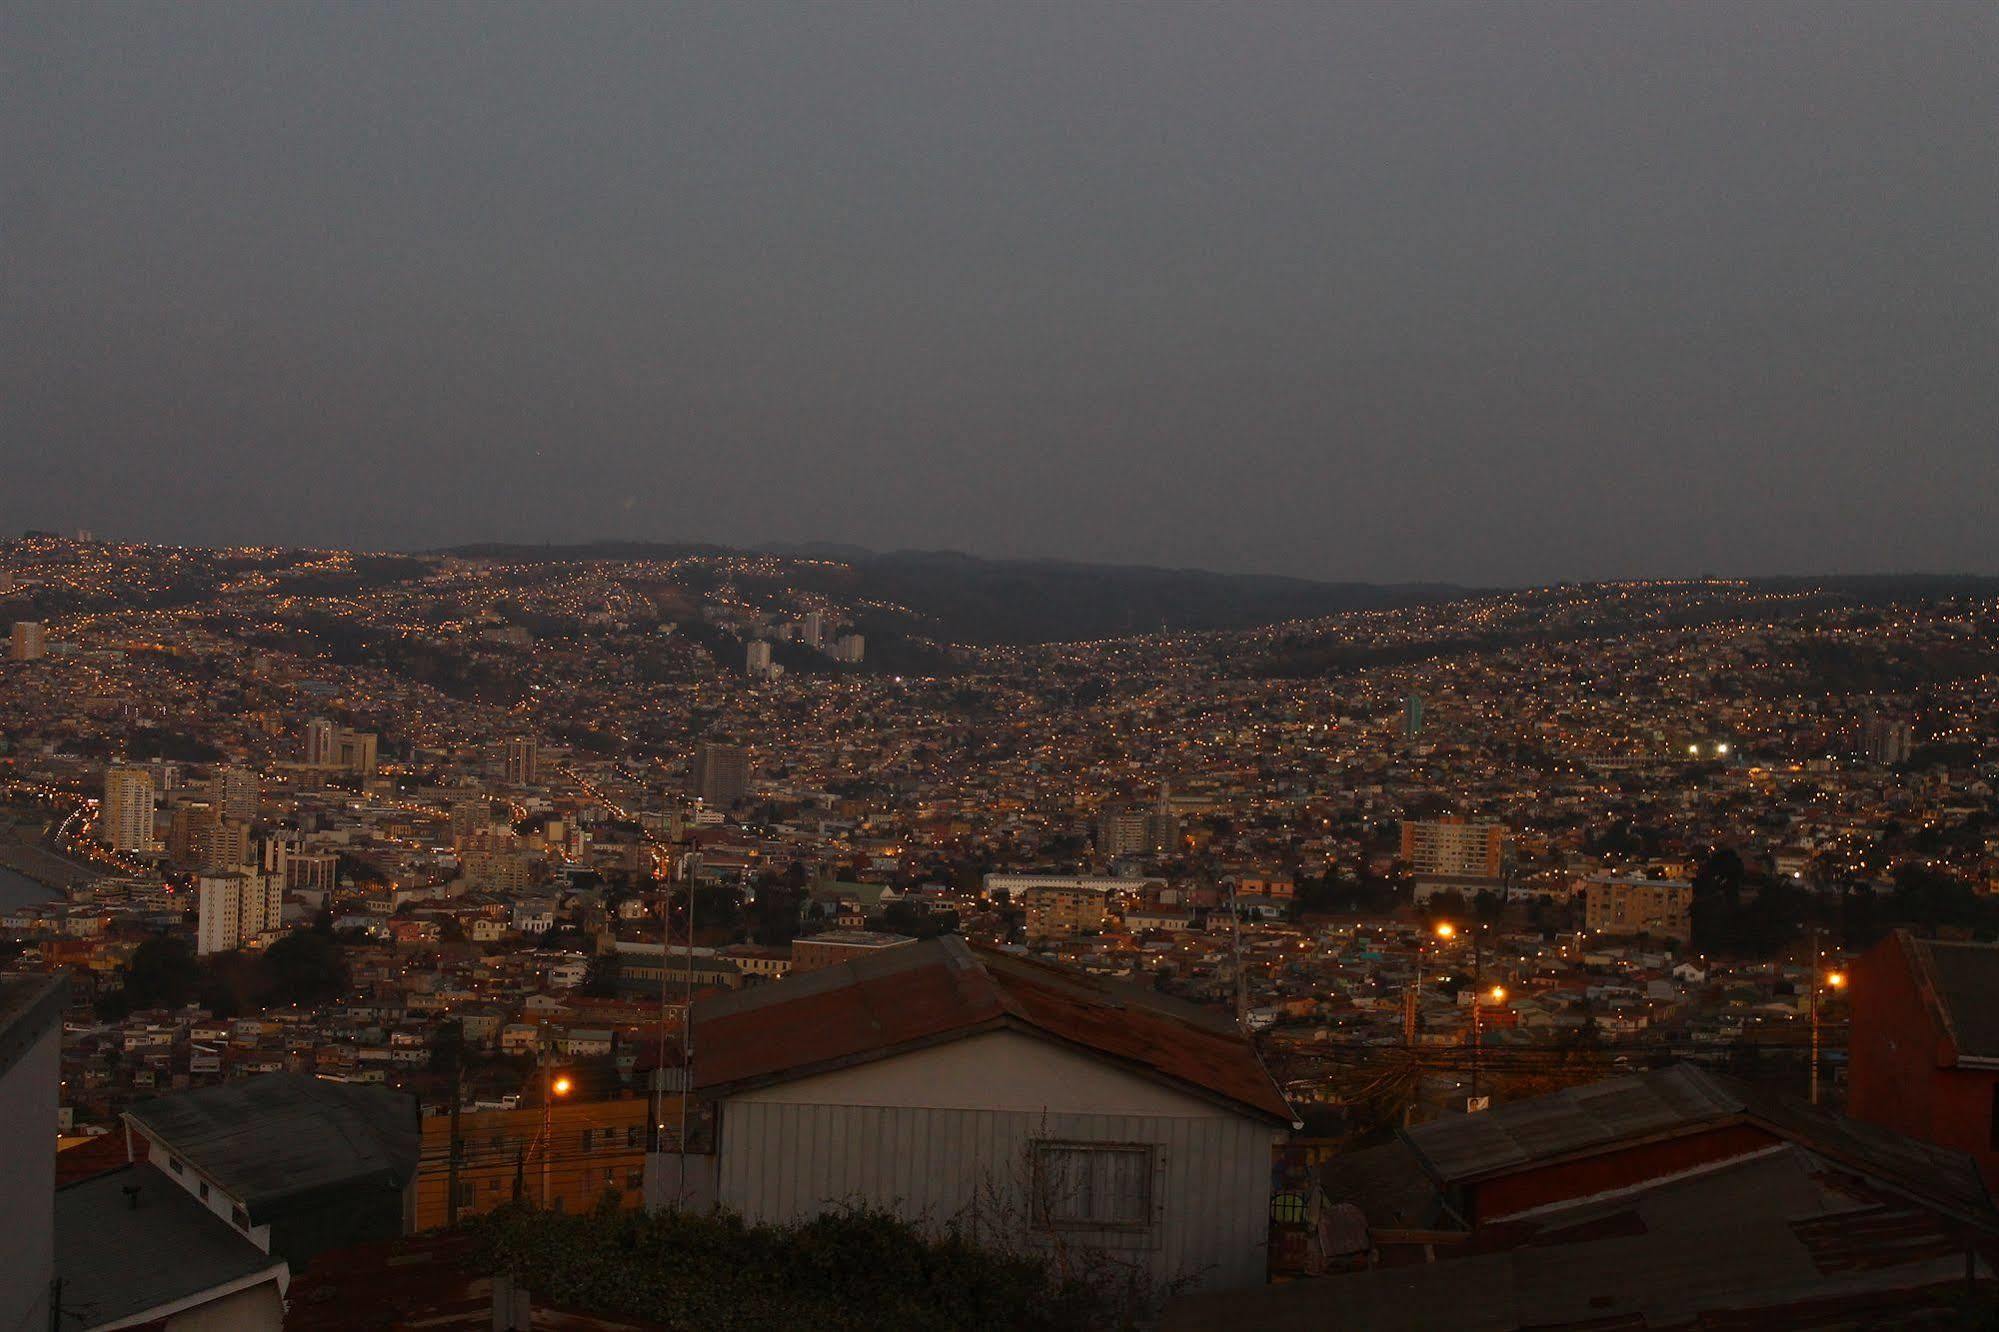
[123,1073,419,1223]
[1330,1063,1993,1230]
[56,1162,287,1331]
[1174,1147,1995,1332]
[1172,1064,1999,1332]
[692,935,1296,1125]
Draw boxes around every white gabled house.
[648,936,1296,1293]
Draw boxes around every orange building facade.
[414,1096,661,1229]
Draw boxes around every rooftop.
[55,1163,286,1329]
[123,1073,419,1222]
[693,935,1295,1124]
[1353,1063,1994,1225]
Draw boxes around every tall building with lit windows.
[209,765,259,824]
[1399,817,1507,878]
[102,764,157,853]
[9,621,45,661]
[691,741,750,808]
[505,736,540,786]
[196,871,283,955]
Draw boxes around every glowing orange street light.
[1434,922,1456,940]
[1825,971,1846,991]
[551,1075,574,1097]
[1489,985,1508,1004]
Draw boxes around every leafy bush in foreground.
[469,1198,1140,1331]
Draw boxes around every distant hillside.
[432,541,1468,644]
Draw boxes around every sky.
[3,2,1994,585]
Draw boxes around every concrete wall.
[0,993,61,1332]
[706,1031,1283,1292]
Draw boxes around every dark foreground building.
[1847,929,1999,1186]
[1168,1063,1999,1330]
[121,1073,420,1273]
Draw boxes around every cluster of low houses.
[7,926,1999,1329]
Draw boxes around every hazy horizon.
[13,524,1999,592]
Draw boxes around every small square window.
[1032,1142,1154,1230]
[169,1157,184,1175]
[199,1181,209,1201]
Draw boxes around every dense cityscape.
[6,1,1992,1323]
[5,534,1999,1326]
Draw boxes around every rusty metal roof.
[692,936,1295,1123]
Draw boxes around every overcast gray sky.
[3,2,1993,584]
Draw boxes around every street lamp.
[541,1065,574,1206]
[1406,921,1457,1046]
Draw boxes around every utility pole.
[444,1020,464,1226]
[540,1055,552,1207]
[1808,925,1820,1105]
[1806,925,1843,1104]
[446,1065,463,1225]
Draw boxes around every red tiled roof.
[692,936,1294,1124]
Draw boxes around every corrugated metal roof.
[123,1073,419,1221]
[692,936,1294,1123]
[1404,1064,1741,1183]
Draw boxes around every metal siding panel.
[891,1108,916,1218]
[720,1097,1269,1293]
[809,1105,833,1211]
[775,1103,797,1220]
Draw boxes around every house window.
[1032,1142,1154,1230]
[231,1206,249,1230]
[199,1181,210,1201]
[168,1156,184,1175]
[456,1181,475,1206]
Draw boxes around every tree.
[198,949,272,1018]
[263,929,350,1008]
[115,934,202,1013]
[580,954,621,998]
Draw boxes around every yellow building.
[413,1095,663,1229]
[1583,875,1693,943]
